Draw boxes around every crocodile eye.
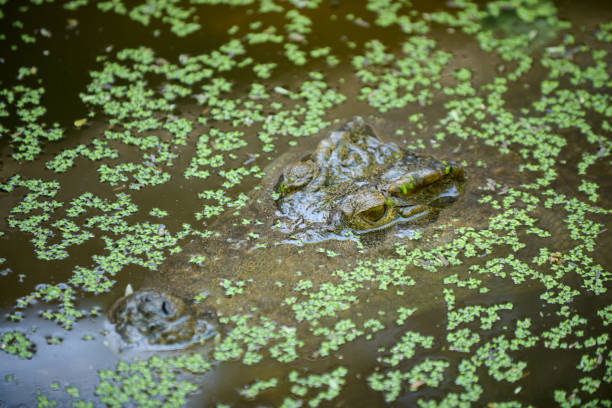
[359,204,386,223]
[279,160,317,195]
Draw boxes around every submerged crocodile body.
[108,117,466,349]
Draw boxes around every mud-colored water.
[1,0,611,406]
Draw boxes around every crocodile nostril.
[161,301,170,315]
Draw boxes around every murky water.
[1,0,611,406]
